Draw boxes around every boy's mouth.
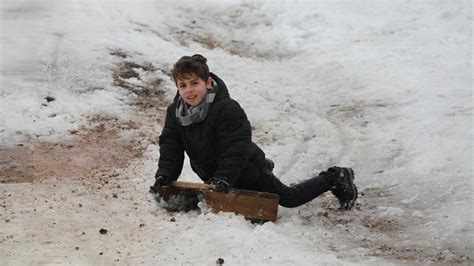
[187,95,197,100]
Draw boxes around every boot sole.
[340,168,357,210]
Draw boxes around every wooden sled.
[151,181,279,222]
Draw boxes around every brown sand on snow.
[0,119,145,184]
[0,55,168,185]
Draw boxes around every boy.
[154,54,357,209]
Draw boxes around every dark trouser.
[252,169,333,208]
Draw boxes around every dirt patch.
[0,119,141,183]
[0,56,169,184]
[192,35,257,59]
[360,217,400,232]
[108,48,129,59]
[361,239,471,264]
[327,101,388,127]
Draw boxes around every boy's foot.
[328,167,358,210]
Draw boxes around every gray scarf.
[176,79,218,126]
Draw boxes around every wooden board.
[152,181,279,222]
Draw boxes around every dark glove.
[265,158,275,173]
[206,176,231,193]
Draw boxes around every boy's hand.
[206,177,231,193]
[153,176,172,187]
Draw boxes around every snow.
[1,0,472,265]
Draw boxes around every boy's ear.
[206,77,212,89]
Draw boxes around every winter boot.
[328,167,358,210]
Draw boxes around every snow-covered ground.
[1,0,472,264]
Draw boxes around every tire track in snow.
[250,88,340,182]
[325,101,404,175]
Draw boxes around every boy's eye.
[192,81,199,85]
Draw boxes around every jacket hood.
[210,72,230,100]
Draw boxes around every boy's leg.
[254,169,334,208]
[252,161,358,209]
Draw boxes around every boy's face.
[176,74,212,106]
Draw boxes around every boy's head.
[172,54,210,84]
[172,55,212,106]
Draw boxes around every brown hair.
[171,54,210,83]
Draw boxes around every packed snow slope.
[1,0,472,265]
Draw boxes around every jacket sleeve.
[155,106,184,181]
[213,101,252,187]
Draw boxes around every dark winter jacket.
[155,73,267,189]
